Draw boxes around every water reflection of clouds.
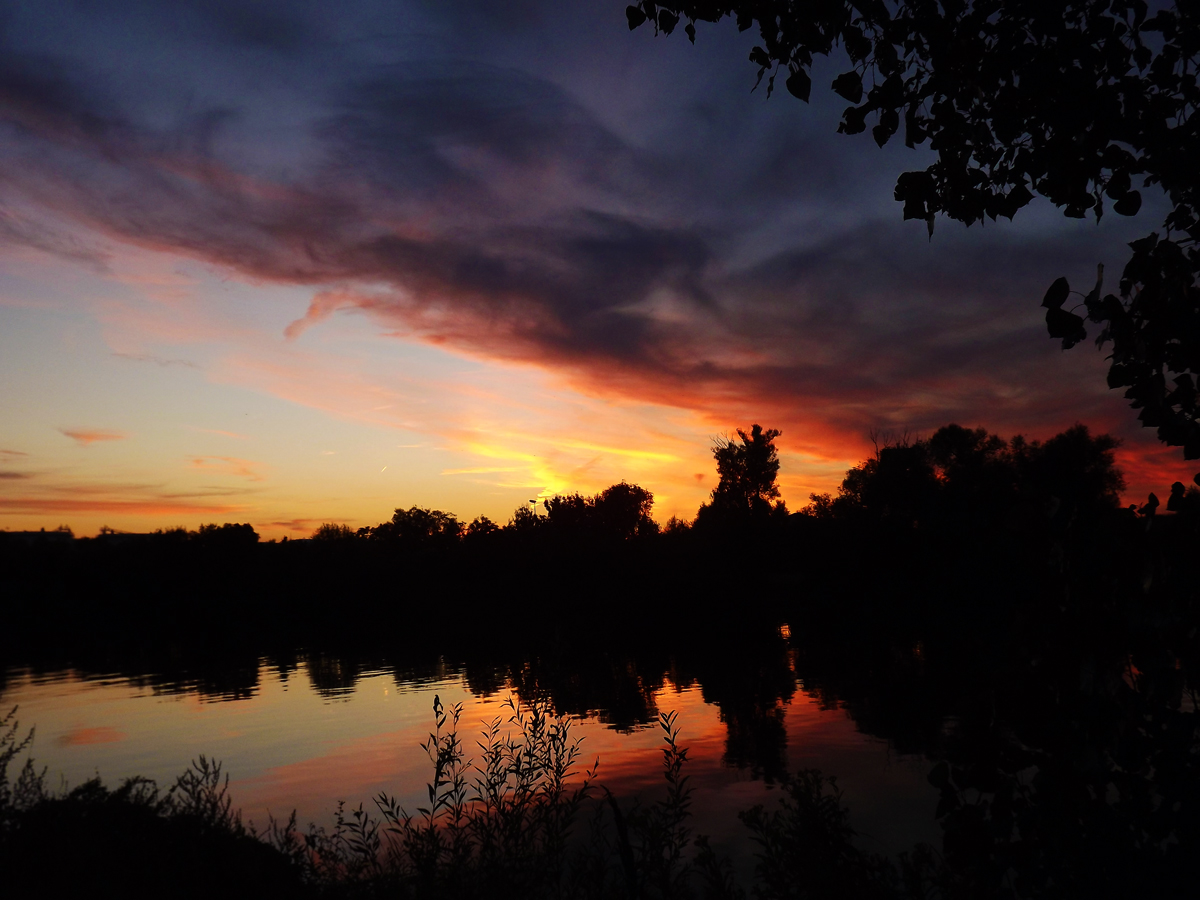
[1,662,938,857]
[56,725,126,746]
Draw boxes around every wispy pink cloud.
[187,456,266,482]
[261,518,324,533]
[284,290,362,340]
[60,429,127,446]
[0,497,248,516]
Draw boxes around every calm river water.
[1,653,939,862]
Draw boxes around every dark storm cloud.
[326,64,637,202]
[186,0,315,52]
[0,42,714,365]
[0,0,1159,462]
[413,0,549,33]
[58,0,316,53]
[0,46,125,148]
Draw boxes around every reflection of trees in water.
[490,628,804,781]
[5,508,1198,896]
[89,654,267,703]
[775,517,1200,895]
[462,660,507,698]
[505,652,671,733]
[690,638,796,782]
[304,655,361,699]
[719,702,788,782]
[276,629,807,781]
[919,599,1200,896]
[789,626,948,759]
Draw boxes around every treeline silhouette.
[3,422,1200,896]
[2,420,1196,707]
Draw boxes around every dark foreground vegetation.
[1,697,922,900]
[3,422,1200,898]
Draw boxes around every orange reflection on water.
[56,725,126,746]
[1,661,939,857]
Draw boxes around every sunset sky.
[0,0,1191,538]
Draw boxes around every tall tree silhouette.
[697,424,787,526]
[627,2,1200,473]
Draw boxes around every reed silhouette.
[1,714,304,898]
[0,698,906,900]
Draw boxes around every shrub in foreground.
[1,710,303,898]
[1,702,925,900]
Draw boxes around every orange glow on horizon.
[3,235,1195,539]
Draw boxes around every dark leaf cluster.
[628,2,1200,471]
[1056,232,1200,460]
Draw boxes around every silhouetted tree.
[311,522,355,541]
[150,527,189,543]
[365,506,462,546]
[465,515,500,538]
[592,482,659,539]
[193,523,259,546]
[663,515,692,535]
[927,424,1008,475]
[806,423,1125,528]
[696,424,788,528]
[506,503,544,534]
[543,492,593,534]
[543,482,659,540]
[926,424,1019,521]
[1013,423,1126,520]
[627,2,1200,471]
[840,438,939,527]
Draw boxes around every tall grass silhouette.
[1,699,921,899]
[268,696,737,898]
